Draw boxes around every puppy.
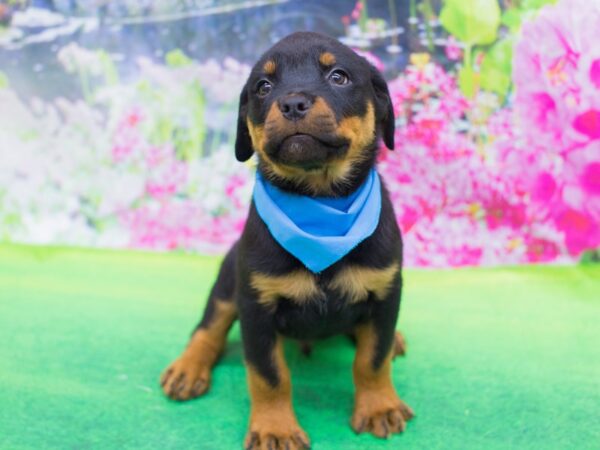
[160,31,413,450]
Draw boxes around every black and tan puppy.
[160,31,413,449]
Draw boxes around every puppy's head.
[235,32,395,196]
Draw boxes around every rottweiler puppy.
[160,31,413,450]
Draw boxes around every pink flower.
[125,110,142,128]
[555,208,600,255]
[532,172,557,203]
[445,36,462,61]
[588,58,600,89]
[121,201,245,252]
[573,109,600,140]
[351,0,363,20]
[514,0,600,149]
[110,109,145,163]
[225,173,250,208]
[525,237,560,263]
[483,194,527,231]
[447,245,483,267]
[145,160,187,198]
[353,49,384,72]
[581,162,600,195]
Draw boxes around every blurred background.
[0,0,599,267]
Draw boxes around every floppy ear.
[234,82,254,162]
[369,65,395,150]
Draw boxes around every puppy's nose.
[278,94,313,121]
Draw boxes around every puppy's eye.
[328,69,350,86]
[256,80,272,97]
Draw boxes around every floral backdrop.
[0,0,599,267]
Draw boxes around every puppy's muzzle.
[265,96,349,171]
[278,94,313,121]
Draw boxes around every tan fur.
[245,337,310,450]
[351,323,414,438]
[250,270,322,308]
[328,261,399,304]
[247,119,266,155]
[319,52,336,66]
[246,96,377,196]
[263,60,277,75]
[186,300,237,364]
[328,102,376,185]
[160,300,237,400]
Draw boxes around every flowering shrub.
[376,0,600,266]
[0,47,253,252]
[378,59,570,266]
[512,0,600,256]
[0,0,598,266]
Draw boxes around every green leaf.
[502,0,557,33]
[97,50,119,86]
[166,49,192,68]
[459,66,477,98]
[480,37,514,98]
[440,0,501,46]
[0,71,8,89]
[580,249,600,265]
[501,9,524,33]
[519,0,558,9]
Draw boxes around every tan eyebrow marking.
[263,60,276,75]
[319,52,336,66]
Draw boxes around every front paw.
[160,356,211,401]
[351,394,414,438]
[244,417,310,450]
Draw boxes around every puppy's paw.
[160,356,211,401]
[244,419,310,450]
[351,395,414,438]
[393,330,407,357]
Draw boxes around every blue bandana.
[252,169,382,273]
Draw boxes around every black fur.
[197,31,403,386]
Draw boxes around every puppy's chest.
[250,262,399,308]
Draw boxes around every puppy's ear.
[235,82,254,162]
[369,65,395,150]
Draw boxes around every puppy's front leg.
[351,286,414,438]
[240,300,310,450]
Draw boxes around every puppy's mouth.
[268,133,349,171]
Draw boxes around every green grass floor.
[0,244,599,450]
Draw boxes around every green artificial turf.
[0,244,599,450]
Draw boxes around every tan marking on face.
[263,60,277,75]
[250,270,323,308]
[245,336,310,448]
[328,261,399,304]
[275,101,375,195]
[329,101,376,182]
[351,323,414,437]
[160,299,237,400]
[319,52,336,66]
[249,96,376,196]
[247,119,266,153]
[251,99,342,194]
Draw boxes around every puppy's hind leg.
[160,244,238,401]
